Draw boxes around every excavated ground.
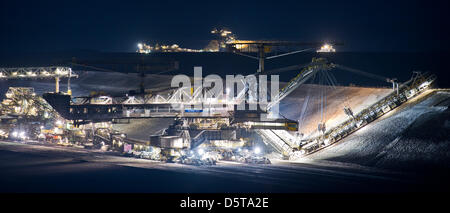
[305,90,450,173]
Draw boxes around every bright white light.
[254,147,261,155]
[419,81,430,89]
[317,43,336,53]
[198,148,205,156]
[55,120,63,126]
[226,88,230,94]
[19,131,26,139]
[237,148,242,152]
[137,43,143,49]
[12,131,18,137]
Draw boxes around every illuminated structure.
[0,87,59,140]
[42,58,333,159]
[137,43,204,53]
[0,67,78,94]
[0,87,53,117]
[226,40,335,72]
[317,44,336,52]
[137,28,238,53]
[135,28,339,59]
[210,28,237,51]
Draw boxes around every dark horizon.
[1,0,449,54]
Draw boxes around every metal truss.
[0,67,78,79]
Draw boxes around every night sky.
[1,0,449,53]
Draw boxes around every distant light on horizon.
[317,44,336,53]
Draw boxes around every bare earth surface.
[306,90,450,173]
[0,140,448,193]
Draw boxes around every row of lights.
[11,131,27,140]
[0,70,69,78]
[137,42,335,54]
[192,146,262,157]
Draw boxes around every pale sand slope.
[306,90,450,172]
[280,84,391,138]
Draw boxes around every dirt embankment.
[280,84,391,138]
[307,90,450,173]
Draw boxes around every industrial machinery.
[43,58,336,129]
[1,44,436,163]
[0,87,59,140]
[40,57,336,160]
[227,40,340,73]
[0,67,78,94]
[293,72,436,158]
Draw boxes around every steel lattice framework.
[71,58,332,108]
[0,67,77,79]
[0,66,79,93]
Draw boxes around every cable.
[298,73,316,130]
[266,48,314,60]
